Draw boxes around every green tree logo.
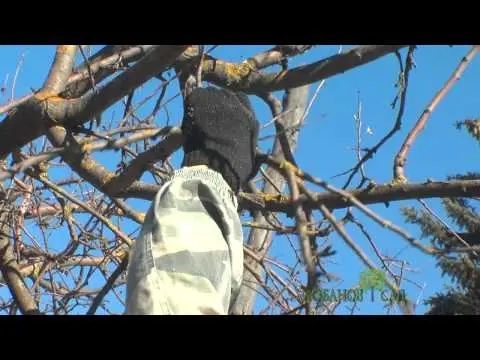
[359,269,386,291]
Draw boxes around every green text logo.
[359,268,386,291]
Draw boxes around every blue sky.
[1,45,479,315]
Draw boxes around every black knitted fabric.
[181,87,259,193]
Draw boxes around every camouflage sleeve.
[125,165,244,315]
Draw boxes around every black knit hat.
[181,87,259,193]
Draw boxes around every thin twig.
[258,92,296,165]
[11,52,26,101]
[1,73,9,98]
[338,46,415,189]
[86,256,127,315]
[418,199,478,256]
[243,260,290,312]
[111,197,145,225]
[353,91,367,181]
[27,170,133,247]
[244,244,299,300]
[309,175,435,255]
[0,195,41,314]
[319,202,413,314]
[300,79,325,124]
[78,46,97,94]
[297,45,341,124]
[264,157,434,254]
[348,212,397,282]
[259,167,283,194]
[0,128,165,182]
[261,108,296,130]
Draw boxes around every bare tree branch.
[42,45,78,94]
[0,126,165,182]
[246,45,313,70]
[105,127,184,195]
[300,184,415,314]
[63,45,154,98]
[202,45,407,93]
[0,195,41,314]
[86,256,128,315]
[285,167,316,314]
[339,46,416,189]
[0,45,188,160]
[393,45,479,183]
[27,169,133,247]
[1,45,478,315]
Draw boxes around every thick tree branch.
[44,125,180,199]
[42,45,77,94]
[0,93,34,116]
[246,45,313,70]
[105,127,184,195]
[238,179,480,214]
[93,152,480,217]
[0,198,40,314]
[65,45,189,128]
[202,45,407,93]
[63,45,153,98]
[23,48,187,211]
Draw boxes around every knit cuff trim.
[169,166,238,209]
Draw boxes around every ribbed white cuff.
[169,166,238,209]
